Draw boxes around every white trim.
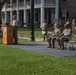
[5,3,7,23]
[55,0,59,21]
[10,0,13,25]
[17,0,19,21]
[41,0,44,27]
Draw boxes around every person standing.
[42,20,47,41]
[64,19,71,28]
[12,15,18,44]
[71,19,76,34]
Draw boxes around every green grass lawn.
[18,27,54,37]
[18,27,76,41]
[0,43,76,75]
[0,28,76,75]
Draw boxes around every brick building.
[59,0,76,21]
[1,0,76,27]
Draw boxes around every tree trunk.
[0,0,7,27]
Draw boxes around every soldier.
[71,19,76,33]
[53,19,58,29]
[56,24,71,50]
[64,19,71,29]
[59,18,64,32]
[12,15,18,44]
[47,22,61,48]
[42,19,47,41]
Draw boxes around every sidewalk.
[8,36,76,57]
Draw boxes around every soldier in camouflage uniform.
[57,24,71,50]
[42,20,47,41]
[12,15,18,44]
[47,22,61,48]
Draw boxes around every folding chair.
[64,30,72,50]
[67,35,76,50]
[64,37,71,50]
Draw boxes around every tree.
[0,0,7,26]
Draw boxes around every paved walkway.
[9,40,76,57]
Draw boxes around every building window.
[7,0,10,4]
[60,10,69,22]
[35,13,38,22]
[62,0,66,1]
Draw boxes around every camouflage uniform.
[71,19,76,33]
[57,24,71,50]
[12,15,18,44]
[47,23,61,48]
[42,22,47,41]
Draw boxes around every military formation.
[42,18,76,50]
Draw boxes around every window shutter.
[67,11,69,19]
[59,11,62,19]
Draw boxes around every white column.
[24,0,27,27]
[10,0,13,25]
[41,0,44,27]
[17,0,19,21]
[55,0,59,21]
[5,3,7,23]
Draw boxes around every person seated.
[71,19,76,34]
[56,23,72,50]
[47,22,61,48]
[41,19,47,41]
